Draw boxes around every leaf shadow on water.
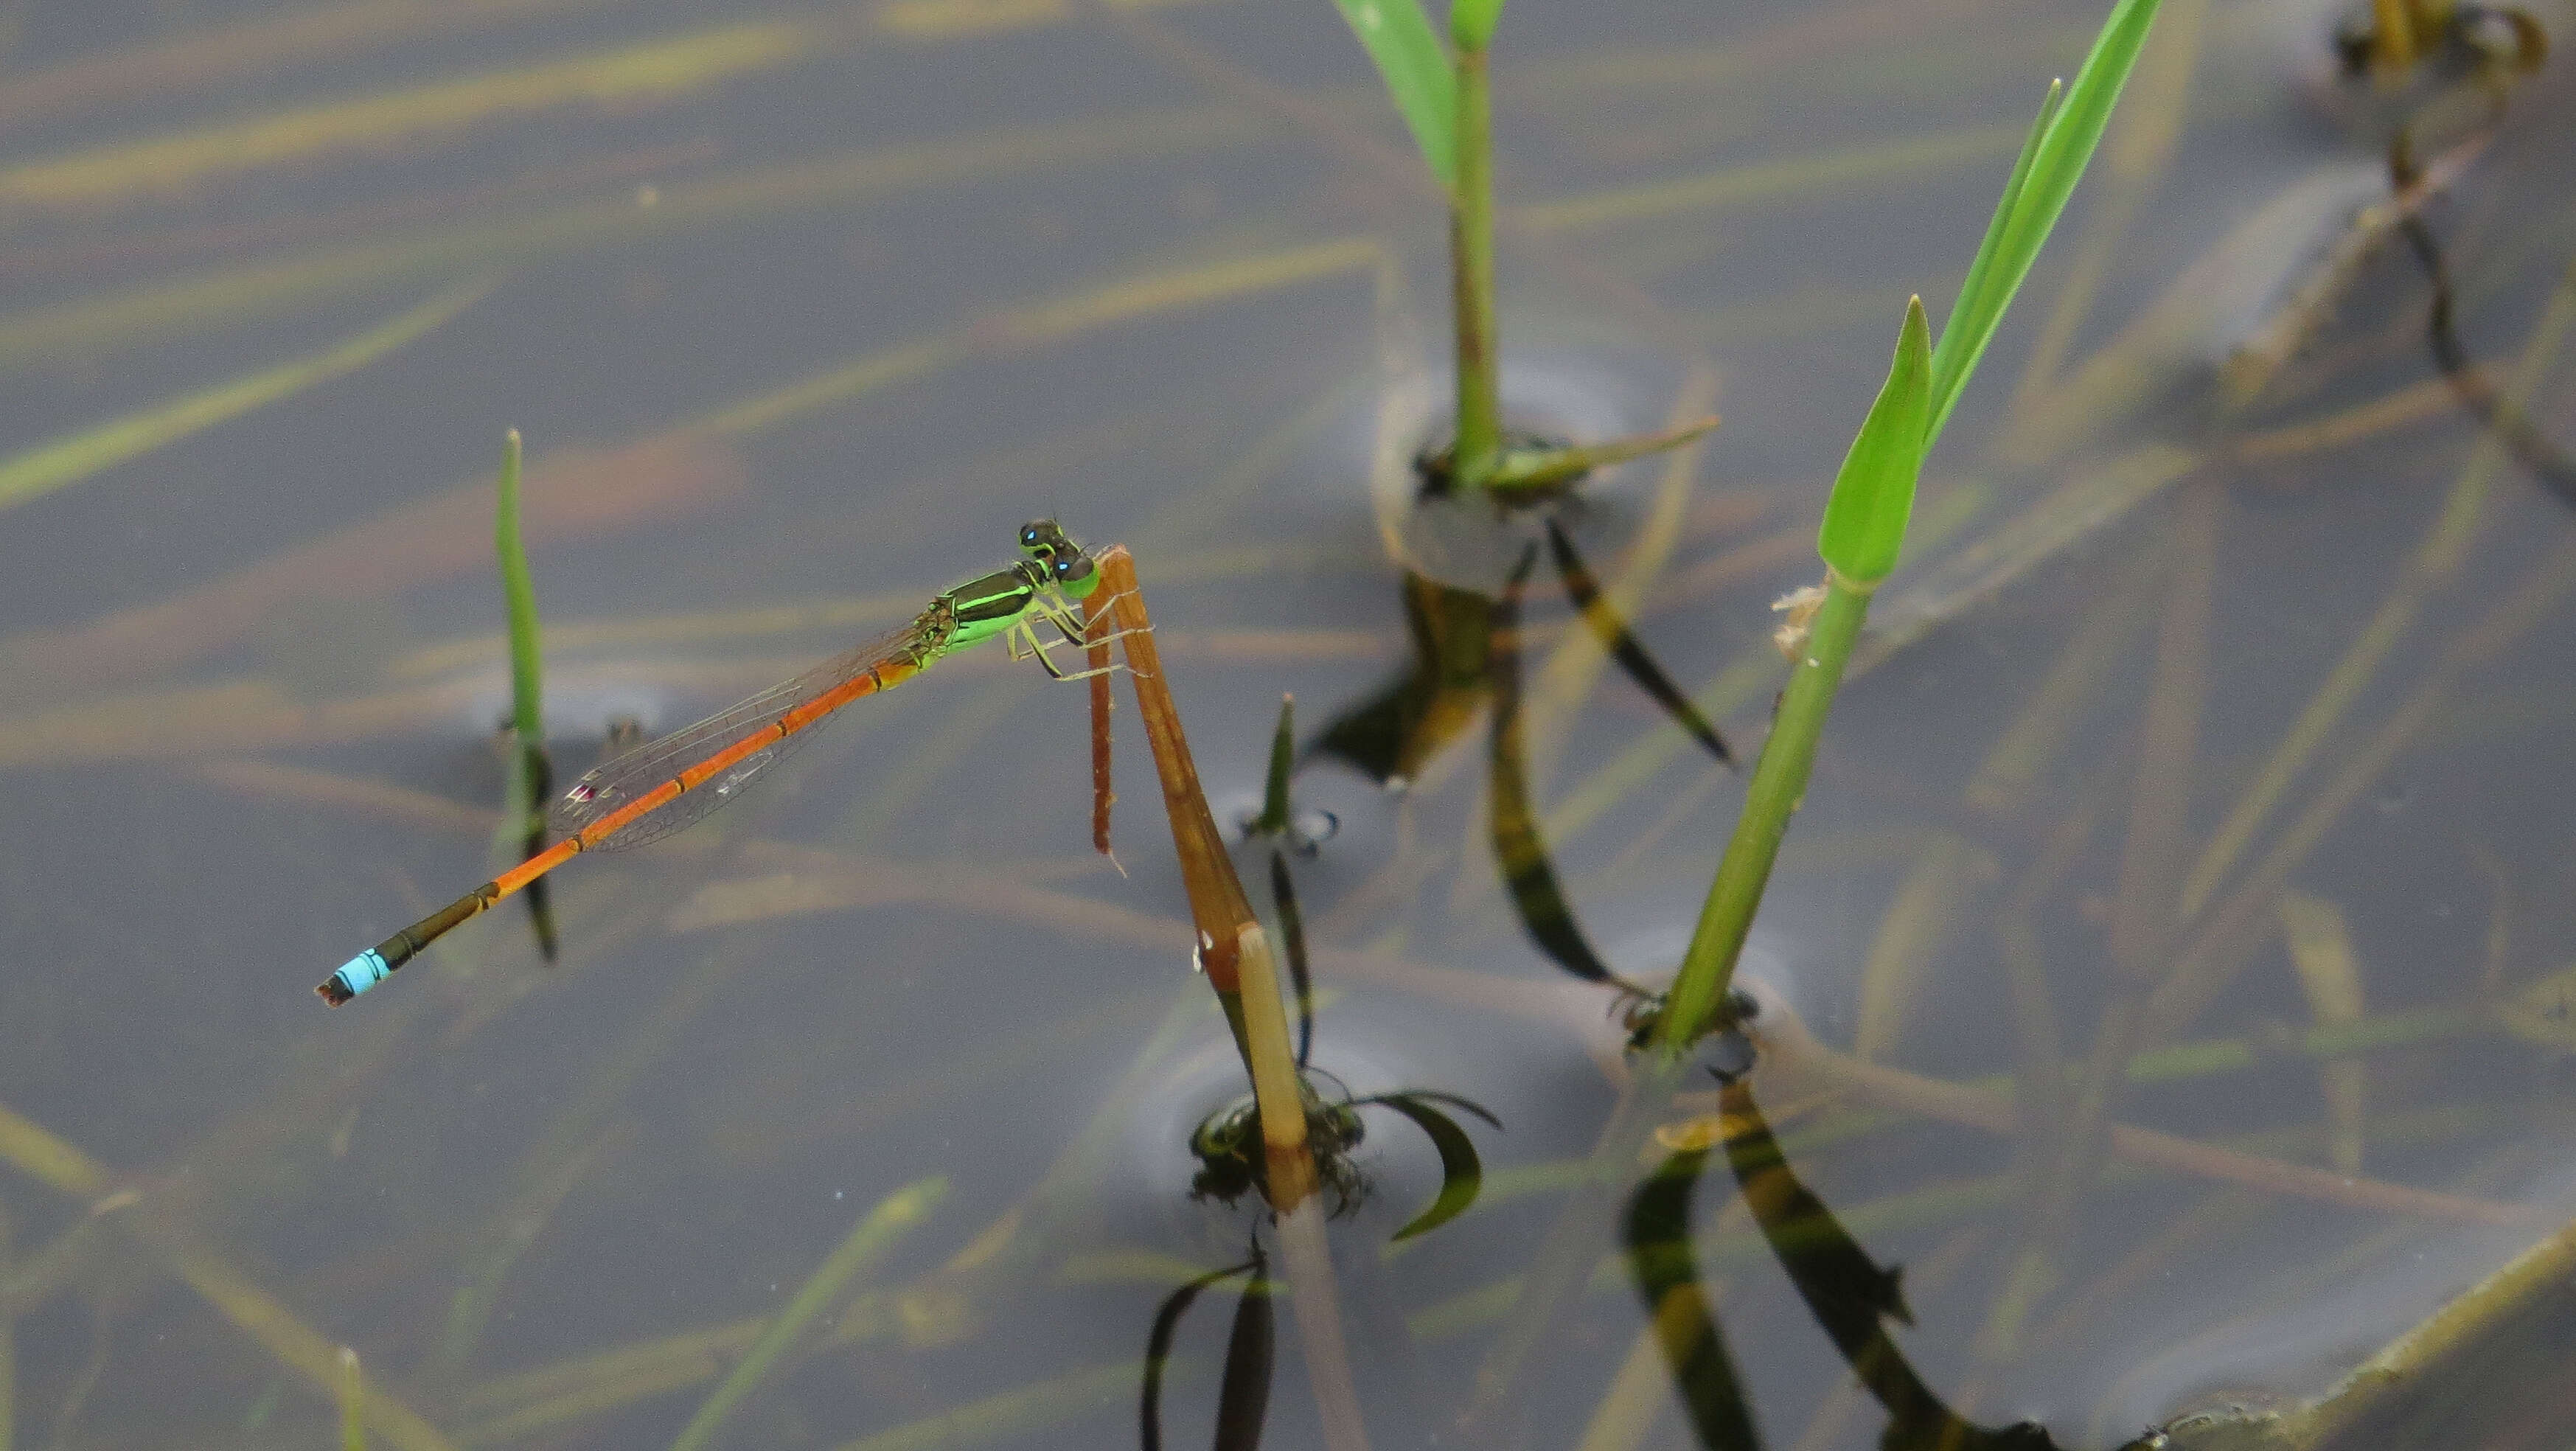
[1312,494,1734,1000]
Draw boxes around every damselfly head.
[1018,518,1072,559]
[1048,549,1096,593]
[1018,518,1099,595]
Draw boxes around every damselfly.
[319,519,1109,1004]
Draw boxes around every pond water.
[1,1,2572,1447]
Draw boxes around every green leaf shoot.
[1329,0,1457,189]
[494,428,543,752]
[337,1348,366,1451]
[669,1177,948,1451]
[0,279,487,517]
[1450,0,1505,51]
[1927,77,2061,442]
[1817,296,1932,590]
[1256,693,1295,837]
[1926,0,2163,445]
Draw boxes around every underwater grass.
[0,1103,456,1450]
[0,0,627,133]
[336,1349,367,1451]
[0,21,818,215]
[1,1199,13,1451]
[669,1177,947,1451]
[2177,251,2576,919]
[0,108,1267,372]
[0,280,487,516]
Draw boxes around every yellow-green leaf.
[1451,0,1505,50]
[1817,296,1932,589]
[1329,0,1456,188]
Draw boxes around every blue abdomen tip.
[334,950,391,997]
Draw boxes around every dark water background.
[0,0,2572,1447]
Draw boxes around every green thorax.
[941,560,1048,652]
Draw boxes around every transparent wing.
[548,618,929,852]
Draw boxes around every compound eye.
[1054,558,1078,578]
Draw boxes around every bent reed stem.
[1087,547,1368,1449]
[1088,548,1315,1209]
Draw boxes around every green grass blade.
[491,425,554,959]
[1256,693,1295,837]
[0,279,488,516]
[1818,297,1932,589]
[1212,1246,1275,1447]
[1328,0,1457,189]
[1450,0,1505,51]
[493,430,543,751]
[336,1348,367,1451]
[1366,1091,1500,1242]
[1143,1259,1256,1451]
[1926,77,2060,442]
[669,1176,947,1451]
[1926,0,2162,445]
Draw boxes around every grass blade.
[1256,694,1295,837]
[1483,414,1719,494]
[1926,0,2164,445]
[337,1349,367,1451]
[1268,851,1316,1068]
[1543,516,1733,765]
[0,280,487,516]
[1141,1259,1254,1451]
[1328,0,1456,188]
[1818,296,1933,589]
[1927,77,2061,442]
[491,428,558,960]
[1623,1147,1760,1446]
[1488,546,1633,989]
[1365,1092,1494,1241]
[1212,1243,1275,1450]
[667,1176,947,1451]
[494,430,543,755]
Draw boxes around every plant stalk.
[494,429,541,754]
[1085,554,1357,1445]
[1655,577,1872,1053]
[1089,549,1316,1208]
[1448,41,1502,490]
